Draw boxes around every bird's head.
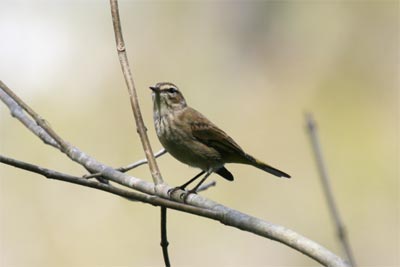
[149,82,187,113]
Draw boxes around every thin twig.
[109,0,163,186]
[84,148,167,179]
[109,1,168,264]
[0,83,349,266]
[306,113,356,266]
[160,207,171,267]
[196,180,217,193]
[117,148,166,173]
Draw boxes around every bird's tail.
[244,154,291,178]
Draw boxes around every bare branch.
[306,113,356,266]
[0,154,137,201]
[121,148,167,172]
[109,0,163,186]
[0,82,70,152]
[84,148,167,179]
[0,154,219,218]
[109,1,170,264]
[0,82,59,148]
[0,83,349,266]
[0,81,155,193]
[109,1,168,263]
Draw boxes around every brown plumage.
[150,82,290,192]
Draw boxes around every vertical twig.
[160,207,171,267]
[306,113,356,267]
[109,0,163,186]
[109,1,170,266]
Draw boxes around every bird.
[149,82,290,194]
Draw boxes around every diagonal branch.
[0,82,59,148]
[0,154,141,201]
[306,113,356,266]
[0,81,69,152]
[0,154,217,218]
[0,82,349,267]
[0,81,156,194]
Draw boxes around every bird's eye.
[168,87,177,93]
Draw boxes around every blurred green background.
[0,1,398,266]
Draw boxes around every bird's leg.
[168,170,205,197]
[181,171,213,202]
[185,171,213,196]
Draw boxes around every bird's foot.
[167,186,186,198]
[182,189,198,203]
[167,186,199,202]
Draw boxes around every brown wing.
[182,107,246,161]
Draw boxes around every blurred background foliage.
[0,1,398,266]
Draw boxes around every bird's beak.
[149,86,160,93]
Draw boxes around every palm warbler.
[150,82,290,193]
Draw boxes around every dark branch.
[0,154,219,218]
[160,207,171,267]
